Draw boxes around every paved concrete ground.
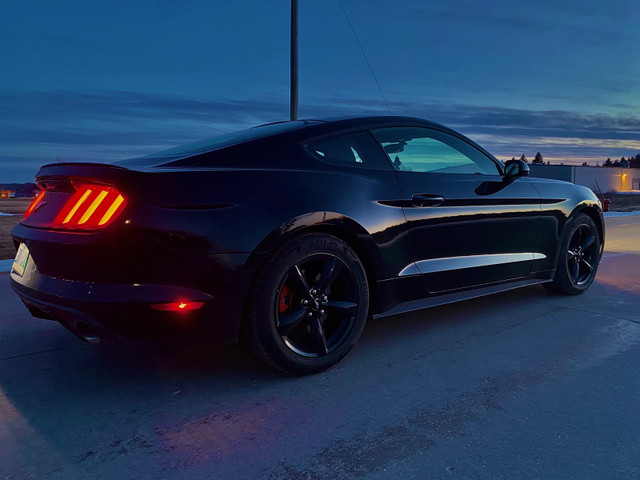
[1,216,639,479]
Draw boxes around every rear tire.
[241,233,369,375]
[544,212,600,295]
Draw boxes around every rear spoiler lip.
[35,163,131,184]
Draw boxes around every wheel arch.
[549,202,604,272]
[242,212,381,321]
[290,223,378,309]
[544,202,603,294]
[571,202,605,257]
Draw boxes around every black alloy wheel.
[566,224,599,286]
[242,233,369,375]
[276,253,360,357]
[545,212,601,295]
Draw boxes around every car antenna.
[337,0,393,114]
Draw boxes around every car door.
[370,126,543,293]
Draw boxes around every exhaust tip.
[74,320,102,346]
[82,334,102,346]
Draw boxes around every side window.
[370,127,500,175]
[305,131,392,170]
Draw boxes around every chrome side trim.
[398,252,547,276]
[398,262,421,276]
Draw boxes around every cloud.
[1,88,640,182]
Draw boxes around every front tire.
[242,233,369,375]
[545,212,601,295]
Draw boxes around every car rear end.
[10,162,250,345]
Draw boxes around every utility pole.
[290,0,298,121]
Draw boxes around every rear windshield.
[116,120,321,167]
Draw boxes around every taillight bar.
[51,183,126,230]
[23,190,46,218]
[53,184,126,229]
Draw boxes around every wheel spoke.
[567,249,577,259]
[287,264,311,297]
[579,233,596,252]
[317,257,343,292]
[570,227,583,250]
[580,259,593,273]
[278,307,309,336]
[324,300,359,318]
[310,317,328,355]
[570,259,579,281]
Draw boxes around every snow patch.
[609,190,640,195]
[604,210,640,218]
[0,259,14,273]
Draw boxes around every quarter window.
[306,131,392,170]
[371,127,500,175]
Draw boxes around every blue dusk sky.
[2,0,640,182]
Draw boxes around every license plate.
[12,243,30,277]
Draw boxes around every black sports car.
[10,116,604,375]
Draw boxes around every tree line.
[601,154,640,168]
[509,152,551,165]
[509,152,640,168]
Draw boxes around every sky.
[2,0,640,183]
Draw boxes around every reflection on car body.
[10,116,604,374]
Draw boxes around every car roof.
[283,115,455,134]
[116,115,473,168]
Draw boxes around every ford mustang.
[10,116,604,374]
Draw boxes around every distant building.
[0,183,39,198]
[529,164,638,192]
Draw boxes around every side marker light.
[150,301,205,312]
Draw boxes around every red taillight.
[52,183,126,229]
[23,190,46,218]
[150,301,205,312]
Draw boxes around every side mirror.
[503,159,530,181]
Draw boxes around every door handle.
[411,194,445,207]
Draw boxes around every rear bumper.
[9,249,249,344]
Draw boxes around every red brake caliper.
[278,285,293,314]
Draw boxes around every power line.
[337,0,392,114]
